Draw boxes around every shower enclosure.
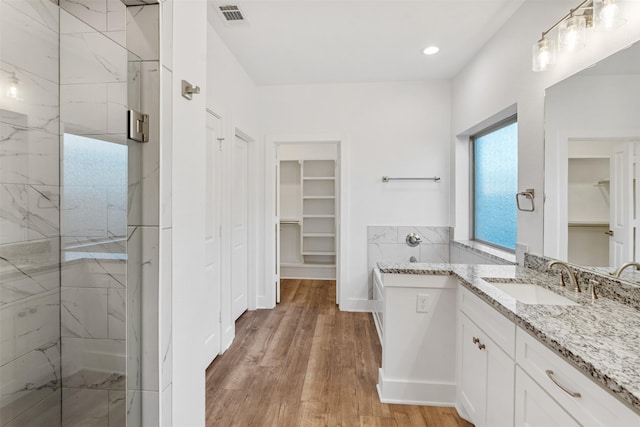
[1,0,146,425]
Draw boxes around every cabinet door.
[459,314,487,426]
[515,367,580,427]
[486,337,515,427]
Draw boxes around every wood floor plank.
[300,314,333,402]
[205,279,473,427]
[296,401,328,427]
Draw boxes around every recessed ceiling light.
[423,46,440,55]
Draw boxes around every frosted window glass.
[62,134,127,238]
[474,122,518,250]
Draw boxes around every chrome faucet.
[611,262,640,278]
[547,260,581,293]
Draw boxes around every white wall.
[171,0,207,425]
[259,81,451,309]
[206,23,261,345]
[207,24,259,138]
[452,0,640,255]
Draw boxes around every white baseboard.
[377,369,456,406]
[339,297,374,312]
[455,402,472,424]
[281,264,336,280]
[256,294,275,310]
[220,325,234,354]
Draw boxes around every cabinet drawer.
[515,366,580,427]
[459,286,515,357]
[516,327,640,426]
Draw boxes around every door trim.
[264,135,349,310]
[543,129,640,261]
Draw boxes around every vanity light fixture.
[423,46,440,55]
[531,0,626,72]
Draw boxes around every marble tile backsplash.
[367,226,451,297]
[524,253,640,311]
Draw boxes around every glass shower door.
[58,7,140,427]
[1,1,142,426]
[1,0,63,425]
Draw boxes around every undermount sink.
[482,279,578,306]
[481,277,536,284]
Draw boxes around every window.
[472,118,518,250]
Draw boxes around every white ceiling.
[207,0,526,85]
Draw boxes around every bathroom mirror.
[543,40,640,283]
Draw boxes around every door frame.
[543,128,640,261]
[264,135,349,309]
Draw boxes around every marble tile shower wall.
[367,226,451,296]
[0,0,62,425]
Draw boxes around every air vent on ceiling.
[219,5,246,22]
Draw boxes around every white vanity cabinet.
[457,286,640,427]
[515,328,639,427]
[457,287,515,427]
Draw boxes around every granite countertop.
[378,262,640,414]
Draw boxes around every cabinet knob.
[478,343,486,350]
[472,337,480,344]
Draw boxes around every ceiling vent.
[219,5,246,23]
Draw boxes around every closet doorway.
[268,140,345,307]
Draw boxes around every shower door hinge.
[128,109,149,143]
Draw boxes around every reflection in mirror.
[544,40,640,283]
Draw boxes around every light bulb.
[423,46,439,55]
[600,2,619,29]
[558,15,586,52]
[4,78,19,100]
[532,38,557,72]
[595,0,626,31]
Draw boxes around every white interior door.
[231,136,249,320]
[609,142,635,266]
[275,161,281,303]
[204,113,222,363]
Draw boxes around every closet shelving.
[301,160,336,264]
[279,158,337,279]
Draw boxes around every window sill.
[451,240,517,265]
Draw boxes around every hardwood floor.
[205,279,473,427]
